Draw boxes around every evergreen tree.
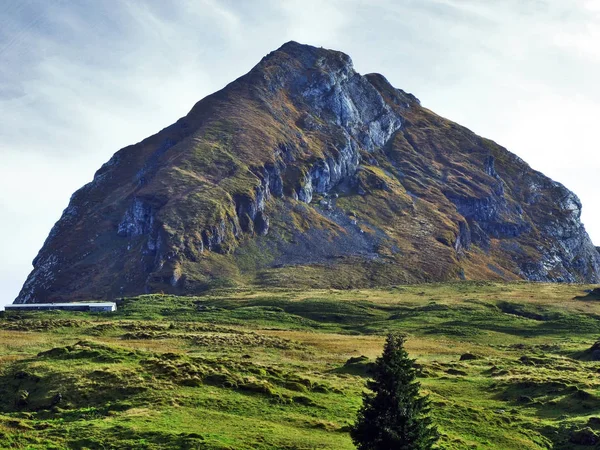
[351,333,439,450]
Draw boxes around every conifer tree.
[351,333,439,450]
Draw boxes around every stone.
[587,417,600,428]
[570,427,599,446]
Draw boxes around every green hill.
[3,282,600,449]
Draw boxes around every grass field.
[2,282,600,449]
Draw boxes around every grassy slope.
[2,282,600,449]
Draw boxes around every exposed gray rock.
[117,198,154,237]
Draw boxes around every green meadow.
[2,282,600,449]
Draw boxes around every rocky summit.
[16,41,600,303]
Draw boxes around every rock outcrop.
[15,42,600,303]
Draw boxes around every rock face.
[15,42,600,303]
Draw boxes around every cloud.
[1,0,599,306]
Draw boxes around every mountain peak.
[15,43,600,303]
[254,41,355,83]
[276,40,317,54]
[270,40,352,65]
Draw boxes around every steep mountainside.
[16,42,600,303]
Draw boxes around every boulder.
[570,427,599,446]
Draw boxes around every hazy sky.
[1,0,600,306]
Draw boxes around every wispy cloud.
[1,0,599,305]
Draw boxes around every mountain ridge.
[16,41,600,303]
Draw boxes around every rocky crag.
[16,42,600,303]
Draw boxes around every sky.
[1,0,600,307]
